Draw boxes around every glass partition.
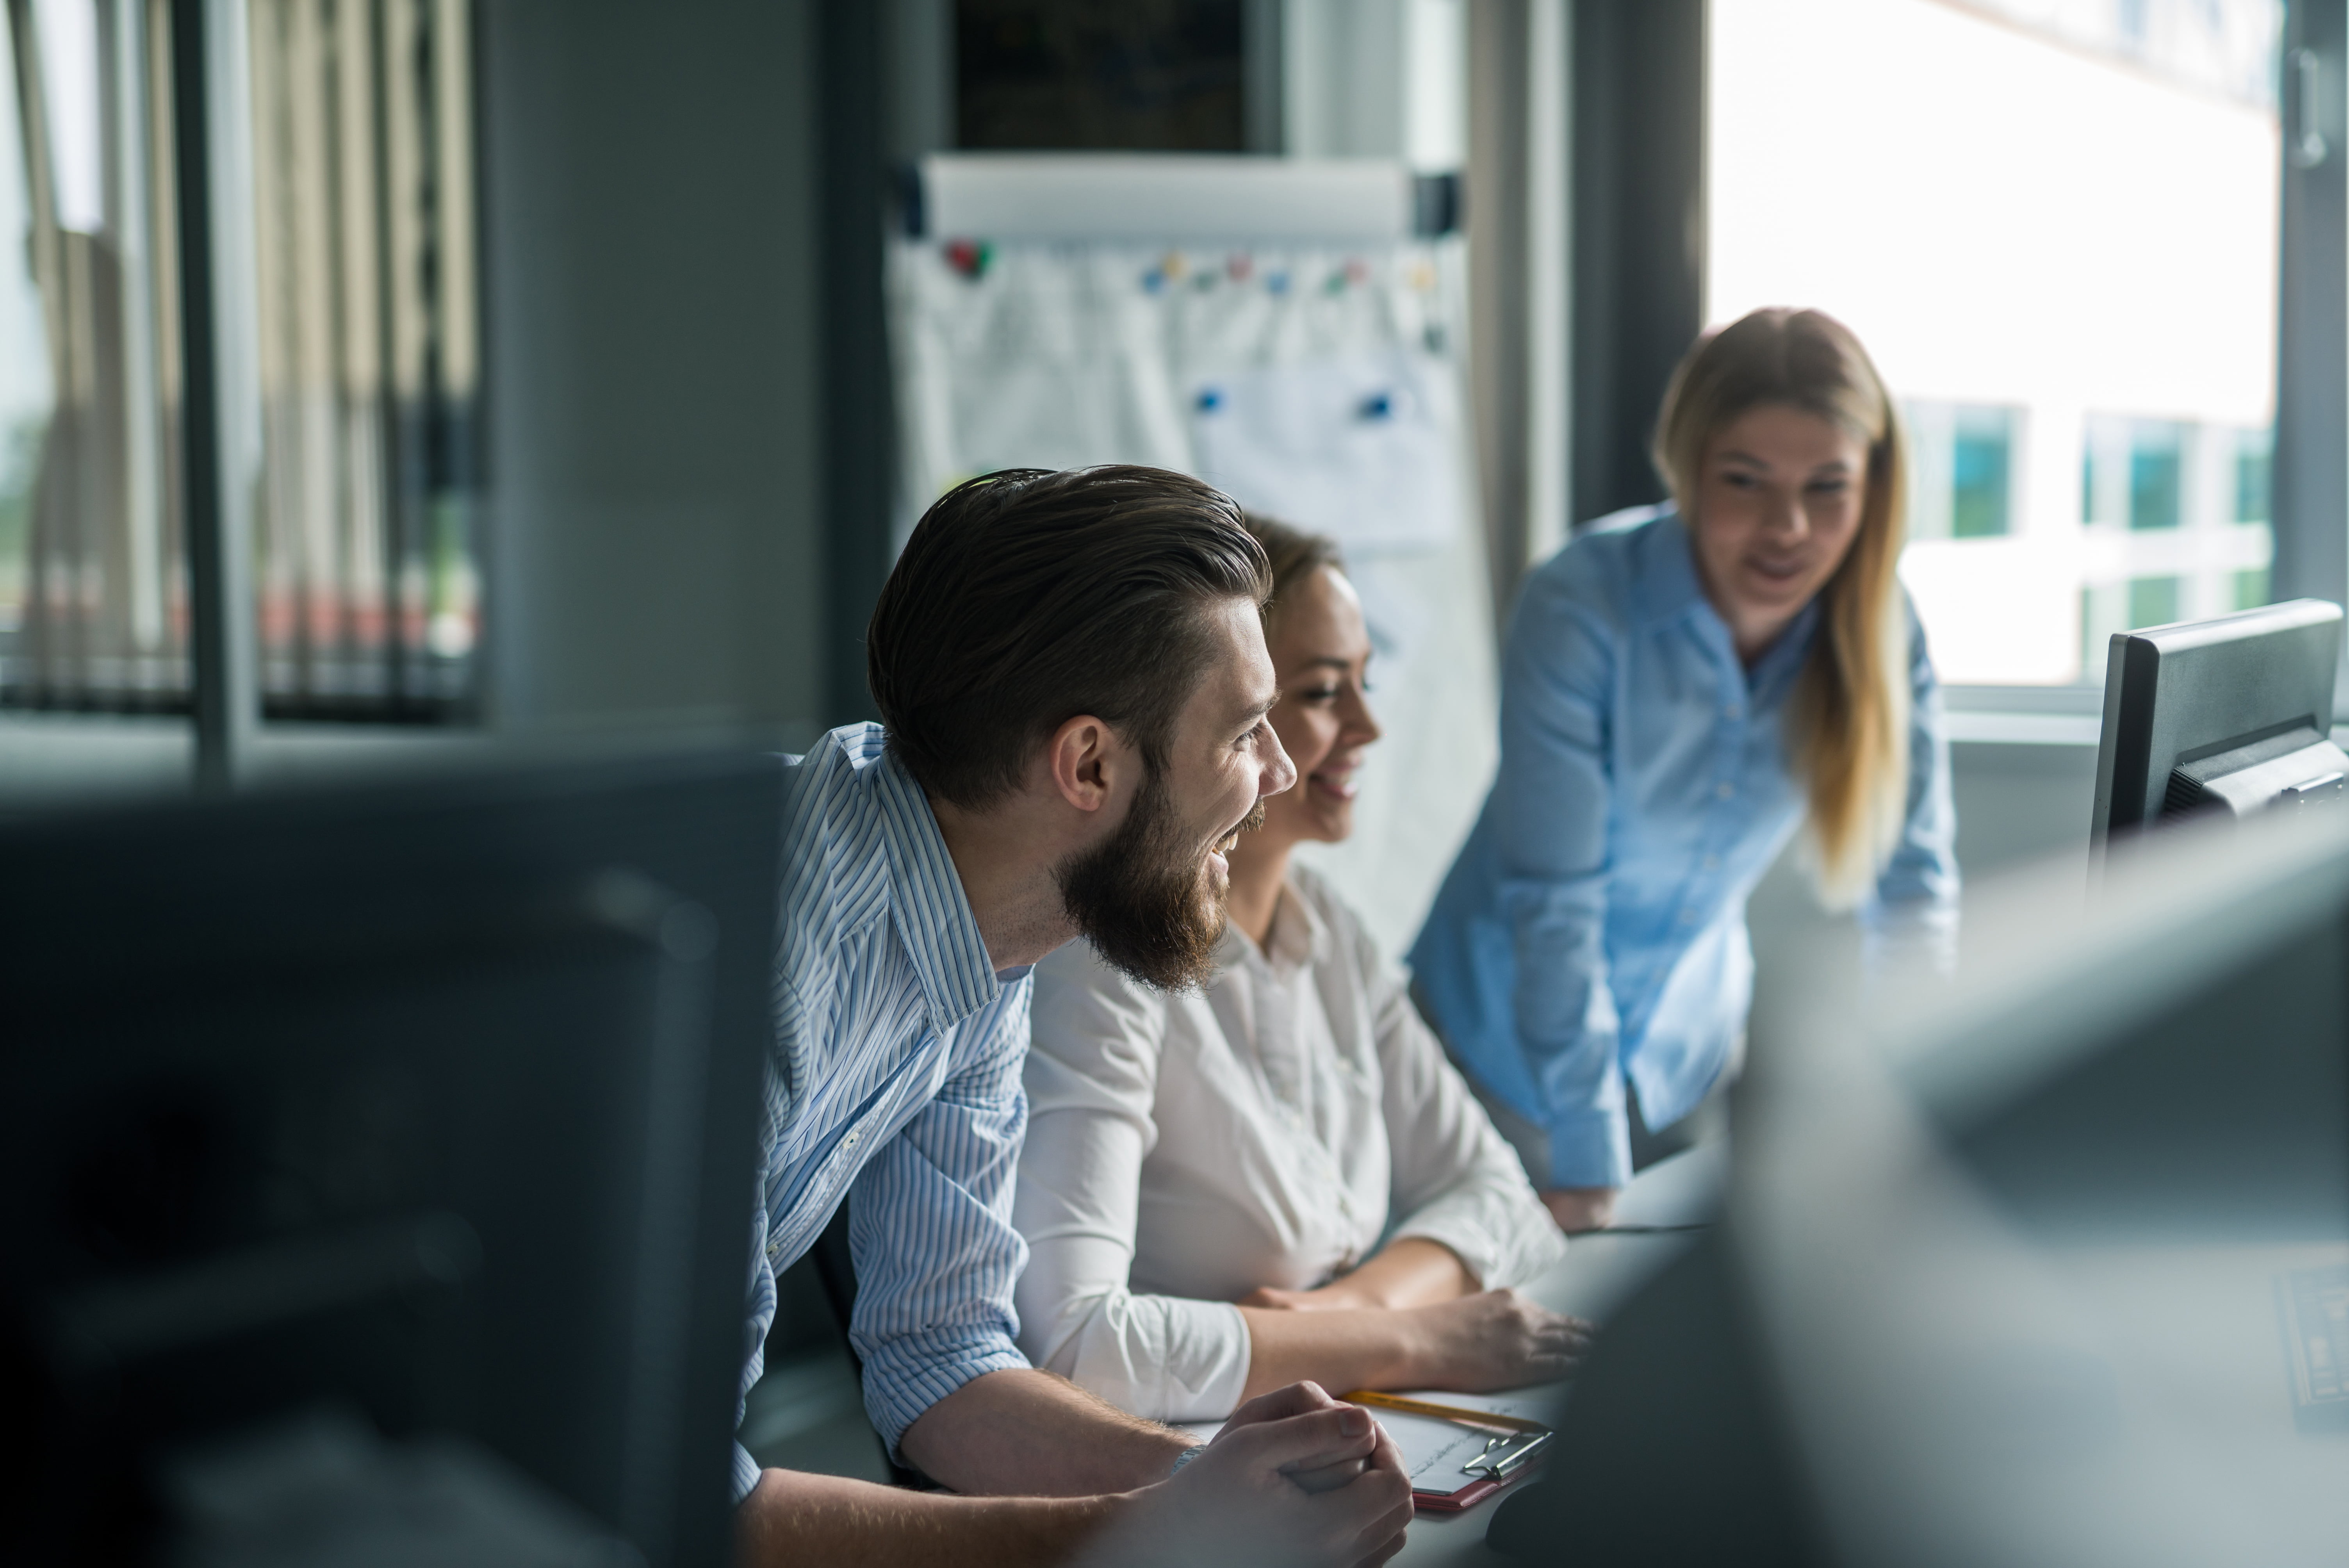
[0,0,478,720]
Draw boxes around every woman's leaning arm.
[1863,602,1961,964]
[1489,570,1634,1191]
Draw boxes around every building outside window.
[1710,0,2281,688]
[1906,400,2018,542]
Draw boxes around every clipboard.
[1339,1391,1553,1514]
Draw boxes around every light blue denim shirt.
[1408,507,1957,1189]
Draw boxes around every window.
[0,0,188,709]
[2130,574,2182,627]
[2232,424,2272,526]
[246,0,480,717]
[1709,0,2281,687]
[1906,401,2016,542]
[0,0,479,721]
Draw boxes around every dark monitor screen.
[2090,598,2346,851]
[0,752,780,1567]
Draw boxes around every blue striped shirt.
[734,724,1034,1501]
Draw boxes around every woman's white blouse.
[1014,865,1567,1421]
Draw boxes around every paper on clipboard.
[1348,1392,1553,1498]
[1173,1390,1552,1504]
[1363,1406,1504,1496]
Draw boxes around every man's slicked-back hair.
[868,465,1274,811]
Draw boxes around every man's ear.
[1044,713,1127,813]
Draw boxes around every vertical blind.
[0,0,479,719]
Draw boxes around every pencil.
[1338,1390,1550,1435]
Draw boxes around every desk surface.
[1382,1142,1724,1565]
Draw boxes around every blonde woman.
[1012,517,1585,1424]
[1411,307,1959,1232]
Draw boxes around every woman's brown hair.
[1651,308,1910,907]
[1240,512,1345,632]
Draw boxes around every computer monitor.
[2089,597,2347,852]
[0,752,781,1567]
[1490,793,2349,1566]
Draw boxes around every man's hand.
[1078,1383,1413,1568]
[1397,1290,1593,1392]
[1541,1185,1620,1233]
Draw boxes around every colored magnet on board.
[1359,392,1394,420]
[1196,387,1224,414]
[944,239,991,278]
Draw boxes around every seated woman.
[1411,307,1960,1233]
[1013,517,1586,1424]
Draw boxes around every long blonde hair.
[1651,308,1910,908]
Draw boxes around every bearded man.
[734,467,1415,1567]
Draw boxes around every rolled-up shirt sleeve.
[1367,939,1567,1291]
[845,980,1035,1456]
[1012,955,1252,1422]
[732,1198,777,1503]
[1496,571,1632,1189]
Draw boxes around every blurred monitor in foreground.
[1492,804,2349,1566]
[0,754,781,1567]
[2090,598,2347,853]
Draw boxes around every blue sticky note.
[1359,392,1394,420]
[1196,387,1224,414]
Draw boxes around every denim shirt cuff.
[1542,1105,1633,1190]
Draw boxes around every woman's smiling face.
[1688,402,1871,661]
[1260,564,1382,847]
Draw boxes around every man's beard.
[1056,767,1262,993]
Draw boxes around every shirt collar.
[1214,877,1331,976]
[1632,509,1823,695]
[870,746,1002,1030]
[1627,510,1707,627]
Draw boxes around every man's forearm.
[738,1467,1120,1567]
[899,1368,1196,1497]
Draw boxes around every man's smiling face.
[1054,597,1296,991]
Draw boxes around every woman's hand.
[1397,1290,1593,1392]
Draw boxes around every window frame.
[1570,0,2341,718]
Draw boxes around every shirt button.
[1679,909,1699,925]
[1702,854,1720,871]
[1715,781,1735,800]
[1723,704,1742,721]
[844,1131,860,1149]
